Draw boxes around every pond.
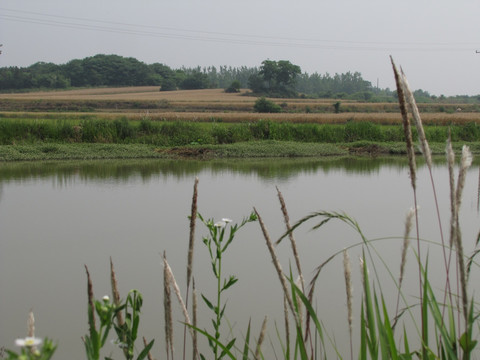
[0,157,479,359]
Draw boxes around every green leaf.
[219,338,236,358]
[202,294,215,312]
[222,275,238,292]
[186,324,237,360]
[459,332,477,353]
[136,339,155,360]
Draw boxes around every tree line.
[0,54,377,96]
[1,54,478,102]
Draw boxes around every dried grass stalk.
[276,186,305,292]
[163,253,198,356]
[254,207,299,326]
[254,316,268,360]
[84,265,96,333]
[283,295,290,359]
[192,279,198,360]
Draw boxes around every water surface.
[1,157,479,359]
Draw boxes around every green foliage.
[253,97,282,113]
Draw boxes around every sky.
[1,0,479,96]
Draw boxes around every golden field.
[1,87,479,125]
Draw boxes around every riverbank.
[0,140,479,161]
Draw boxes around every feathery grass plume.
[27,310,35,338]
[192,279,198,360]
[343,249,353,360]
[109,257,126,350]
[447,135,458,248]
[163,251,174,360]
[455,145,472,326]
[254,207,299,326]
[187,177,199,290]
[143,337,154,360]
[399,68,432,169]
[390,56,416,190]
[163,253,198,356]
[276,186,305,293]
[254,316,268,360]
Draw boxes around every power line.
[1,7,478,52]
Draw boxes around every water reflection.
[0,156,446,185]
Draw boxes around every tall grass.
[0,117,479,146]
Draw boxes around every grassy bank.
[1,140,479,162]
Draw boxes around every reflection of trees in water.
[0,156,471,185]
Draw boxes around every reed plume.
[399,68,432,169]
[163,251,174,360]
[455,146,473,326]
[187,177,199,290]
[390,56,416,190]
[254,316,268,360]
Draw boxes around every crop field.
[1,87,480,125]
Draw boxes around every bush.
[253,97,282,113]
[225,80,241,93]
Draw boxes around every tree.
[248,60,301,97]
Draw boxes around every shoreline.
[0,140,478,162]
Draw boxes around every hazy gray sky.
[1,0,479,95]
